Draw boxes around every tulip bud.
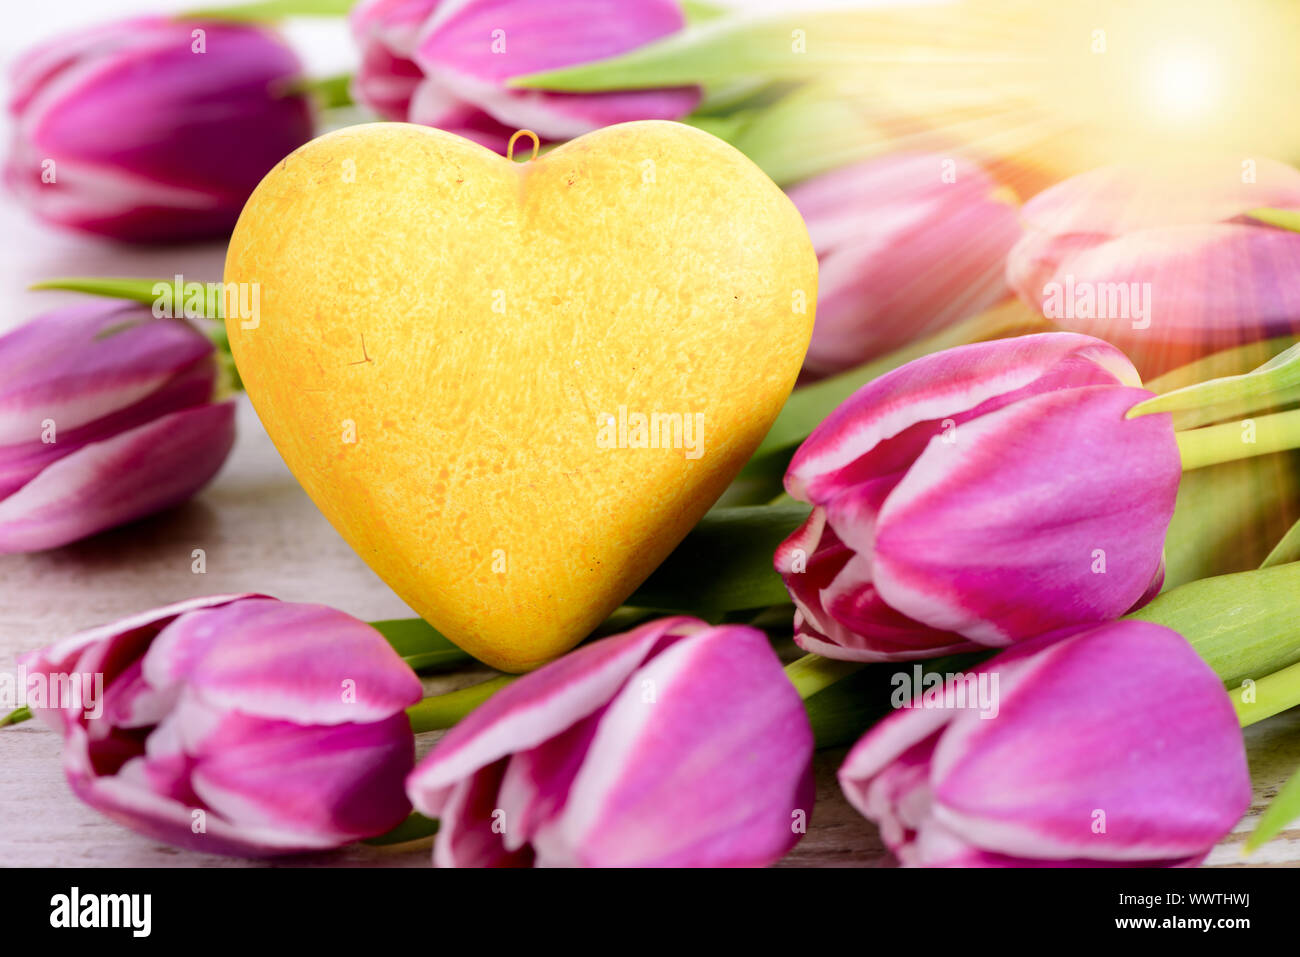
[839,620,1250,866]
[0,302,235,553]
[406,616,813,867]
[20,595,423,856]
[6,17,313,243]
[350,0,699,151]
[775,333,1180,661]
[788,153,1021,376]
[1007,158,1300,374]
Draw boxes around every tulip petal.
[873,386,1179,644]
[65,726,379,856]
[791,155,1022,372]
[0,401,236,553]
[0,303,213,445]
[1019,158,1300,238]
[7,18,312,242]
[779,513,977,661]
[19,594,257,733]
[407,616,699,817]
[1028,222,1300,344]
[143,598,423,724]
[406,77,524,151]
[540,625,814,867]
[186,707,415,847]
[495,706,607,852]
[786,333,1141,508]
[434,760,535,867]
[414,0,698,137]
[929,622,1250,862]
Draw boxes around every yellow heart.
[225,121,816,671]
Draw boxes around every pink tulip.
[839,620,1250,866]
[1007,158,1300,368]
[788,153,1021,376]
[6,17,313,243]
[407,616,813,867]
[0,302,236,553]
[774,333,1180,662]
[350,0,698,151]
[21,595,423,856]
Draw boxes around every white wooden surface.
[1,1,1297,870]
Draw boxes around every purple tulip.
[839,620,1250,867]
[774,333,1180,662]
[350,0,698,151]
[0,302,235,553]
[406,616,814,867]
[789,154,1022,376]
[21,595,424,856]
[6,17,313,243]
[1007,158,1300,369]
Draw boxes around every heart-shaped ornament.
[225,121,816,671]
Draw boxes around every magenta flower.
[21,595,423,856]
[839,620,1250,867]
[406,617,813,867]
[6,17,313,243]
[774,333,1180,662]
[0,302,235,553]
[350,0,698,151]
[789,154,1021,376]
[1007,158,1300,364]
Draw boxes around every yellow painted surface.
[225,121,816,671]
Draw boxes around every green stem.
[1232,660,1300,727]
[406,676,516,734]
[180,0,354,20]
[1177,408,1300,470]
[1,706,32,728]
[363,812,439,846]
[784,653,866,699]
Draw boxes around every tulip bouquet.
[6,0,1300,875]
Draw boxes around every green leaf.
[802,666,894,750]
[1248,207,1300,232]
[802,653,987,750]
[1129,339,1300,426]
[181,0,355,21]
[1263,516,1300,569]
[1146,336,1298,396]
[1163,451,1300,587]
[1,706,32,728]
[510,10,944,92]
[724,84,888,186]
[407,676,516,733]
[369,618,474,673]
[681,0,728,24]
[1247,763,1300,852]
[629,504,809,612]
[281,72,354,109]
[363,812,439,846]
[1128,561,1300,687]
